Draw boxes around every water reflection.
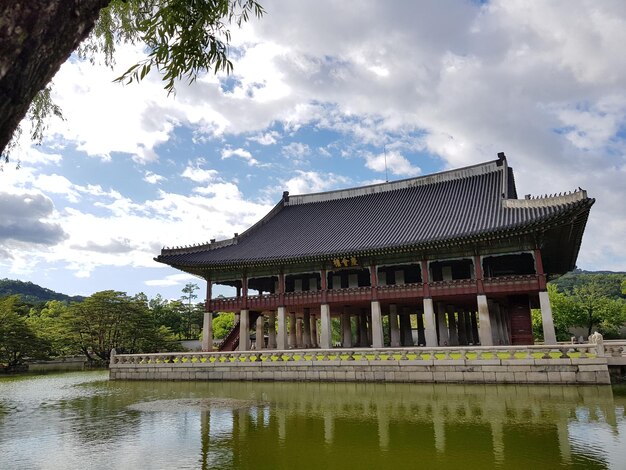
[0,372,625,469]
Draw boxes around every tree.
[212,312,235,339]
[180,283,203,339]
[572,282,625,337]
[62,290,182,365]
[532,282,626,341]
[0,0,264,159]
[27,300,78,357]
[0,296,49,370]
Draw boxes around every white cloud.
[282,142,310,161]
[144,171,166,184]
[248,131,280,145]
[181,165,219,183]
[284,170,349,195]
[145,272,197,287]
[221,147,260,166]
[364,151,421,177]
[3,0,626,296]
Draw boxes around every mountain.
[0,279,85,304]
[550,269,626,299]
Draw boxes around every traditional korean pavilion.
[156,153,594,352]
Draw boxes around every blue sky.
[1,0,625,301]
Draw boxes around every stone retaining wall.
[110,357,611,385]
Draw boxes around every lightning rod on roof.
[384,145,388,183]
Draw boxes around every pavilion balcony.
[207,274,542,312]
[376,283,424,300]
[429,279,477,296]
[483,274,541,294]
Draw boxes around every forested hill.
[0,279,85,303]
[550,270,626,298]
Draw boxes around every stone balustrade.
[109,343,615,385]
[111,343,602,365]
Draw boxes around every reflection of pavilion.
[194,382,622,468]
[157,154,593,352]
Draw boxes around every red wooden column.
[242,275,248,309]
[370,264,378,300]
[320,268,327,303]
[534,248,547,290]
[206,279,213,311]
[278,272,285,305]
[473,255,485,294]
[421,260,430,297]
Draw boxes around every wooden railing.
[207,274,543,312]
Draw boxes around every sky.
[1,0,625,301]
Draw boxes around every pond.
[1,371,625,469]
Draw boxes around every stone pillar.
[239,309,249,351]
[416,311,425,346]
[437,302,449,346]
[539,291,557,345]
[320,304,332,349]
[371,301,384,348]
[446,305,459,346]
[499,305,511,345]
[277,307,287,350]
[464,310,473,344]
[296,317,303,348]
[400,311,413,346]
[422,298,438,347]
[457,309,467,345]
[389,304,401,347]
[489,300,504,345]
[341,311,352,347]
[310,314,318,347]
[302,309,312,348]
[477,295,493,346]
[470,311,479,344]
[268,311,277,349]
[202,311,213,351]
[358,313,368,347]
[288,312,297,348]
[255,315,264,350]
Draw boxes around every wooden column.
[474,255,484,294]
[421,260,430,297]
[278,272,285,306]
[370,264,378,300]
[242,275,248,309]
[534,248,547,290]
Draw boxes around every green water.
[1,372,625,469]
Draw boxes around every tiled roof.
[156,156,593,270]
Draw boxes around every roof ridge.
[502,189,588,208]
[287,158,503,206]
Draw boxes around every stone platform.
[110,343,626,385]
